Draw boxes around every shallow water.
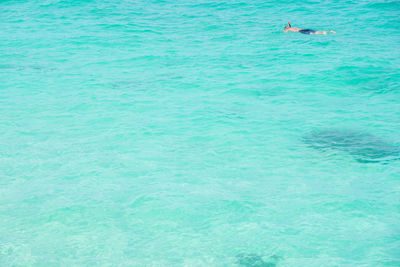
[1,0,399,266]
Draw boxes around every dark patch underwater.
[236,253,280,267]
[303,129,400,163]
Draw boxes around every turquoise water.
[1,0,399,265]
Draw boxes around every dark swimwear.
[299,29,316,35]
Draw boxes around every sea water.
[1,0,399,266]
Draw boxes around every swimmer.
[283,22,336,35]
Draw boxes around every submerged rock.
[236,253,278,267]
[303,129,400,163]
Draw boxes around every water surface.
[1,0,399,265]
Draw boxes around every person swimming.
[284,22,336,35]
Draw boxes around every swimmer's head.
[284,22,291,29]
